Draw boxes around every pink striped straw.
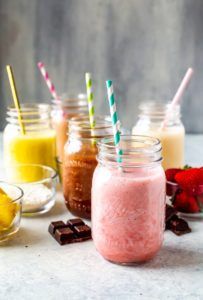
[162,68,194,128]
[38,62,60,100]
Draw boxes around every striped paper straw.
[161,68,193,129]
[38,62,59,100]
[170,68,193,107]
[85,73,96,129]
[106,80,123,161]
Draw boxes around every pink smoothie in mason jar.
[92,135,166,264]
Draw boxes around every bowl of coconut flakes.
[0,164,58,216]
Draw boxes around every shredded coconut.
[19,184,53,212]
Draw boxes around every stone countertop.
[0,134,203,300]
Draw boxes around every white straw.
[161,68,194,129]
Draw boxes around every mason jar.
[63,115,112,219]
[92,135,166,264]
[132,102,185,170]
[3,104,57,174]
[51,93,88,162]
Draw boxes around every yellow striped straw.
[6,65,25,135]
[85,73,96,129]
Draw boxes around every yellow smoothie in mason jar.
[3,104,57,182]
[4,131,56,166]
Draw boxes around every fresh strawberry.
[196,169,203,184]
[165,168,182,183]
[173,191,200,213]
[175,168,203,195]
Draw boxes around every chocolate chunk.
[67,218,85,229]
[48,221,66,235]
[55,227,75,245]
[166,215,191,236]
[48,218,92,245]
[165,204,191,236]
[165,204,177,222]
[73,225,91,238]
[172,217,191,236]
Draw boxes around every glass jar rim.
[138,101,180,114]
[68,115,113,139]
[52,93,87,108]
[98,134,161,152]
[0,164,58,185]
[69,115,112,130]
[7,103,51,111]
[97,135,163,168]
[0,181,24,203]
[137,101,182,125]
[139,101,180,108]
[7,103,51,118]
[6,103,52,126]
[60,92,87,100]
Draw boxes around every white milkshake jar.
[132,102,185,170]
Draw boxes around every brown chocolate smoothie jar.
[63,116,112,219]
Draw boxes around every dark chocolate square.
[171,217,191,236]
[55,227,75,245]
[73,225,91,238]
[67,218,85,229]
[48,218,92,245]
[48,221,66,235]
[166,215,191,236]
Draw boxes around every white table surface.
[0,134,203,300]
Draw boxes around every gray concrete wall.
[0,0,202,133]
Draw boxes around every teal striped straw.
[106,80,123,162]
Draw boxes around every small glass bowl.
[0,164,58,216]
[0,181,23,242]
[166,180,203,218]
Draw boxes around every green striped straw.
[106,80,123,162]
[85,73,96,129]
